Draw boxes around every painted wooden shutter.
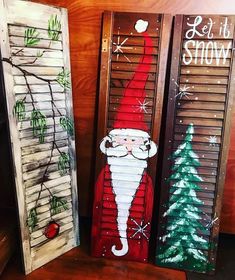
[92,11,172,262]
[156,15,235,274]
[0,0,79,274]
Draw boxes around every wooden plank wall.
[31,0,235,233]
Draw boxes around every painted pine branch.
[60,116,74,136]
[31,109,47,143]
[2,15,72,233]
[27,208,38,231]
[58,152,70,175]
[48,15,61,41]
[13,99,26,121]
[50,196,68,216]
[56,69,70,89]
[24,27,40,47]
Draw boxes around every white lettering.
[182,40,194,65]
[205,41,213,65]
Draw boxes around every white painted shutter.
[0,0,79,274]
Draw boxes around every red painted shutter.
[92,11,172,262]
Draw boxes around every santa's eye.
[131,139,135,142]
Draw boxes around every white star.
[175,82,193,99]
[205,136,217,146]
[112,31,133,62]
[130,219,150,240]
[137,99,150,113]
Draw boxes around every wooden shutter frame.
[156,14,235,274]
[95,11,173,187]
[0,0,79,274]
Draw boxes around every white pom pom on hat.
[135,19,149,33]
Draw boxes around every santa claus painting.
[92,18,158,262]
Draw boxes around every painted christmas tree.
[157,123,213,272]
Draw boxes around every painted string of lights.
[2,15,74,239]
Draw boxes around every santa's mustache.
[106,144,150,160]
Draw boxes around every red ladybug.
[44,221,60,239]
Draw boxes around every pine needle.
[27,208,38,231]
[48,15,61,41]
[50,196,68,216]
[56,69,71,89]
[58,152,70,175]
[30,109,47,143]
[60,116,74,136]
[13,100,26,121]
[24,27,40,47]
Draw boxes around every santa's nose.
[125,139,134,152]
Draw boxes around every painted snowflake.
[137,99,150,113]
[130,219,150,240]
[205,136,217,146]
[175,82,193,99]
[112,30,133,62]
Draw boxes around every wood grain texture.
[0,217,186,280]
[32,0,235,233]
[0,0,79,274]
[156,14,235,274]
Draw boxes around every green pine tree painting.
[156,123,214,273]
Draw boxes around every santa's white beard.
[107,154,147,256]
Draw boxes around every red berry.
[44,221,60,239]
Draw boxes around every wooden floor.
[1,218,186,280]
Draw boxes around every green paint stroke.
[27,208,38,232]
[157,123,214,273]
[58,152,70,175]
[50,196,68,216]
[13,99,26,121]
[60,116,74,136]
[48,14,61,41]
[31,109,47,143]
[24,27,40,47]
[56,69,71,89]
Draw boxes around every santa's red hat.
[113,21,154,132]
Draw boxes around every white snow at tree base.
[163,253,185,263]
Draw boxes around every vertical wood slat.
[93,11,113,255]
[156,15,184,245]
[209,28,235,268]
[60,7,80,248]
[150,14,173,182]
[95,11,113,180]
